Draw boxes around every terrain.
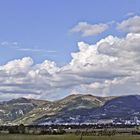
[0,134,140,140]
[0,94,140,125]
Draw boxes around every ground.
[0,134,140,140]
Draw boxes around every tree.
[18,124,25,134]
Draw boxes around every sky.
[0,0,140,101]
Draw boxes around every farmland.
[0,134,140,140]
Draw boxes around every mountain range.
[0,94,140,125]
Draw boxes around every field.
[0,134,140,140]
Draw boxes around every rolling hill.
[0,94,140,125]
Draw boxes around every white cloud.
[1,41,9,46]
[0,41,18,47]
[117,16,140,33]
[17,48,57,53]
[70,22,108,37]
[126,12,135,17]
[0,57,33,75]
[0,41,56,54]
[0,33,140,100]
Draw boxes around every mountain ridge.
[0,94,140,125]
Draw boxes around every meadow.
[0,134,140,140]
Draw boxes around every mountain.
[30,95,140,125]
[13,94,110,125]
[0,97,47,125]
[0,94,140,125]
[93,95,140,120]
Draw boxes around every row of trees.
[0,124,140,135]
[8,124,66,135]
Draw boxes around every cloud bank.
[0,32,140,100]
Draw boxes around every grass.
[0,134,140,140]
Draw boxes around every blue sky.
[0,0,140,100]
[0,0,139,65]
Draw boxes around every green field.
[0,134,140,140]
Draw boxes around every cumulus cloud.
[68,33,140,96]
[0,57,33,74]
[70,22,108,37]
[0,33,140,100]
[117,16,140,33]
